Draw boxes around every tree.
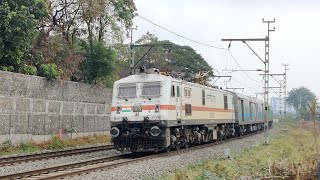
[81,41,116,84]
[0,0,48,71]
[27,0,136,81]
[286,87,317,120]
[133,32,213,78]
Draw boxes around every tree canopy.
[286,87,317,120]
[0,0,48,70]
[0,2,215,88]
[0,0,136,83]
[133,32,213,77]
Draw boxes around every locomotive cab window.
[142,83,161,97]
[224,95,228,109]
[118,84,136,98]
[171,85,175,97]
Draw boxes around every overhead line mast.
[282,63,289,118]
[221,18,275,145]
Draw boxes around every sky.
[130,0,320,98]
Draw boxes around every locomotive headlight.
[110,127,120,138]
[150,126,161,137]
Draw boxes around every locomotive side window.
[202,90,205,105]
[171,85,175,97]
[118,85,136,98]
[224,95,228,109]
[185,104,192,116]
[142,83,161,97]
[184,88,191,98]
[177,86,180,97]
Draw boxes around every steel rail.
[0,127,272,180]
[0,144,113,167]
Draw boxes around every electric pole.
[279,79,283,116]
[222,18,275,145]
[262,18,275,145]
[282,63,289,118]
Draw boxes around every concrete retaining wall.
[0,71,113,144]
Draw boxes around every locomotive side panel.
[180,82,235,124]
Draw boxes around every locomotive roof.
[114,73,265,103]
[114,73,232,94]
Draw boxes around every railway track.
[0,144,113,167]
[0,129,268,180]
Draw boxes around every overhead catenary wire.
[215,69,261,93]
[136,14,266,96]
[136,15,227,50]
[138,15,261,82]
[228,49,262,83]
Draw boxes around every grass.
[163,123,320,180]
[0,134,111,156]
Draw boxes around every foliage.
[286,87,317,120]
[0,0,136,84]
[81,41,116,84]
[38,63,58,80]
[47,136,65,150]
[134,32,213,78]
[20,64,37,75]
[0,65,14,72]
[164,125,319,180]
[0,0,48,69]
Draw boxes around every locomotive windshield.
[142,83,161,97]
[118,84,136,98]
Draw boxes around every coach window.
[171,85,175,97]
[249,102,253,120]
[224,95,228,109]
[202,90,205,105]
[177,86,180,97]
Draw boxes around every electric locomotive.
[110,68,273,152]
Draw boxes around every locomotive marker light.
[150,126,161,137]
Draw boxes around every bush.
[0,66,14,72]
[48,136,64,150]
[20,64,37,75]
[38,63,58,80]
[81,41,116,83]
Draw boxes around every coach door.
[171,82,182,120]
